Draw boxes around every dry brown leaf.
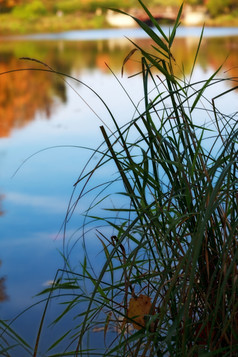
[127,294,154,330]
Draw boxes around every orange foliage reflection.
[0,35,237,138]
[122,36,238,80]
[201,36,238,81]
[0,58,55,137]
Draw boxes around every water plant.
[1,0,238,356]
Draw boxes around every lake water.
[0,26,238,355]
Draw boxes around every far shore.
[0,9,238,37]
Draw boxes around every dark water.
[0,27,238,355]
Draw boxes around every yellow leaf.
[127,294,153,330]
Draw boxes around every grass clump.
[1,0,238,356]
[37,2,238,354]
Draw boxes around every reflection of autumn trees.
[0,36,237,137]
[121,36,238,79]
[0,44,68,137]
[92,36,238,84]
[199,36,238,81]
[0,261,8,303]
[0,58,52,137]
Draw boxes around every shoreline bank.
[0,9,238,37]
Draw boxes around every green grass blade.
[109,7,169,54]
[191,65,222,112]
[137,0,169,43]
[169,3,183,48]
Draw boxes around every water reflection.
[0,30,237,355]
[0,34,238,138]
[0,52,67,137]
[0,261,8,303]
[0,195,3,216]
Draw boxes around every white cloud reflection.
[6,191,68,213]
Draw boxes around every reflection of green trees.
[0,36,237,137]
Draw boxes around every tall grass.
[1,0,238,356]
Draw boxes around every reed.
[1,1,238,356]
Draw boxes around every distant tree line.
[0,0,237,17]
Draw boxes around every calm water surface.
[0,27,238,354]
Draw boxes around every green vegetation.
[206,11,238,27]
[12,1,47,19]
[0,12,106,35]
[207,0,237,17]
[1,0,238,15]
[0,1,238,356]
[0,0,238,35]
